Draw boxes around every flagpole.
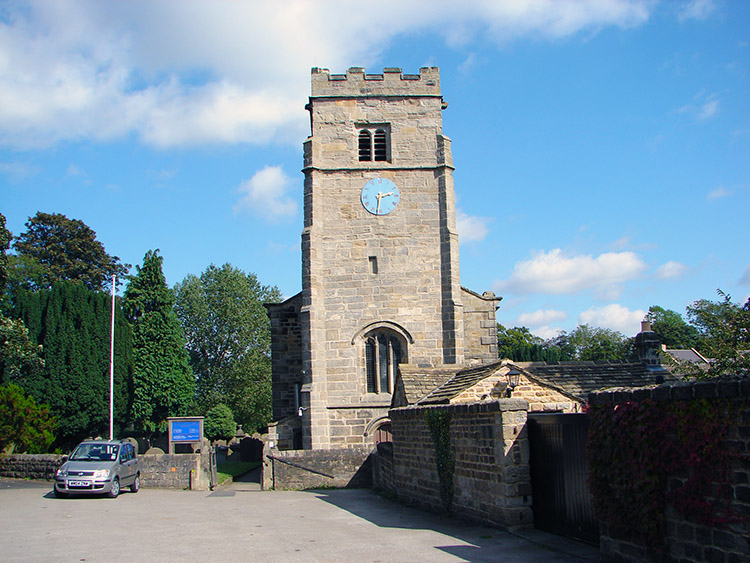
[110,274,115,441]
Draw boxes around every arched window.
[365,329,405,394]
[358,130,372,161]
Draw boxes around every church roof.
[397,365,457,405]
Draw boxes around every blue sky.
[1,0,748,339]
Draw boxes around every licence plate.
[68,480,91,488]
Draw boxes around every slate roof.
[398,360,672,406]
[418,361,507,404]
[515,361,669,403]
[397,365,457,405]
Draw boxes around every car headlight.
[93,469,110,480]
[56,467,67,478]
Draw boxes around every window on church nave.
[365,329,404,394]
[358,127,390,162]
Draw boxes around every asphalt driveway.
[0,477,598,562]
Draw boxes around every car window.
[70,443,119,461]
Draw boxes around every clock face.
[361,178,400,216]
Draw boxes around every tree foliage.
[645,305,701,350]
[0,315,45,385]
[174,263,282,432]
[0,383,56,453]
[11,212,129,292]
[124,250,194,432]
[203,403,236,442]
[11,282,133,448]
[497,324,563,362]
[687,291,750,376]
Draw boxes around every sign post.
[167,417,205,454]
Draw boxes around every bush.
[0,383,56,453]
[203,403,236,442]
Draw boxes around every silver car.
[54,440,140,498]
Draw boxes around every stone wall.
[510,374,580,413]
[0,454,65,480]
[2,452,214,491]
[139,452,214,491]
[375,399,534,529]
[589,377,750,562]
[261,445,372,490]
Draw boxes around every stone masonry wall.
[511,375,581,413]
[0,454,65,480]
[589,377,750,563]
[2,452,213,490]
[377,400,534,529]
[261,445,372,490]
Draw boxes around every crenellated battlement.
[311,67,441,98]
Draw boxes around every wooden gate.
[527,413,599,545]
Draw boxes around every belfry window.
[358,126,390,162]
[365,329,404,394]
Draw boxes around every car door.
[119,444,135,486]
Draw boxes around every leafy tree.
[645,305,701,350]
[174,264,282,432]
[11,282,133,447]
[548,325,631,362]
[203,403,236,442]
[0,383,56,453]
[497,324,563,362]
[124,250,194,432]
[687,290,750,376]
[11,212,129,291]
[0,315,45,385]
[0,214,45,384]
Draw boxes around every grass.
[216,460,261,486]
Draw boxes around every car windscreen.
[70,443,120,461]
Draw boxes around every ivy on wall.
[426,409,454,515]
[587,397,744,551]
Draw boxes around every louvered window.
[357,126,390,162]
[374,129,387,161]
[358,130,372,161]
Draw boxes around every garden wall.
[0,454,65,480]
[374,399,533,530]
[588,376,750,562]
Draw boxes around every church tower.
[266,67,499,450]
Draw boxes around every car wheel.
[54,488,68,499]
[130,473,140,493]
[108,477,120,498]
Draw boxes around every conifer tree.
[11,281,133,447]
[124,250,194,432]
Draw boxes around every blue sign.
[171,420,201,442]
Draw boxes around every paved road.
[0,477,598,562]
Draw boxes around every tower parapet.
[311,67,441,98]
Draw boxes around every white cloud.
[0,0,656,149]
[655,261,688,280]
[707,187,733,201]
[234,165,297,221]
[739,265,750,286]
[516,309,567,327]
[0,161,39,181]
[495,248,646,295]
[531,325,564,340]
[578,304,646,335]
[678,92,720,121]
[678,0,716,22]
[456,209,491,243]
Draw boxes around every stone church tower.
[266,67,499,450]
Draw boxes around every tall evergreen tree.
[124,250,194,432]
[11,282,133,447]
